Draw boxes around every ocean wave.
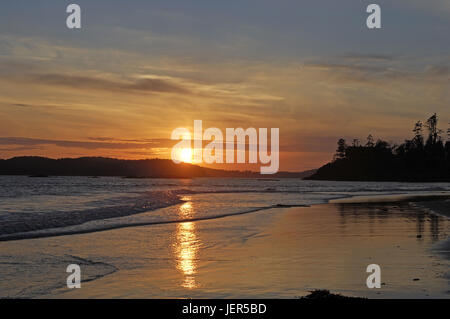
[0,253,117,298]
[330,192,450,205]
[2,176,450,242]
[0,203,309,242]
[0,190,183,237]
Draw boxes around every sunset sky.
[0,0,449,171]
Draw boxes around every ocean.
[1,176,449,241]
[0,176,449,298]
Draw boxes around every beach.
[1,0,449,304]
[1,193,449,298]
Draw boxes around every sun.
[179,147,193,163]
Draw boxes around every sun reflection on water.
[174,200,200,289]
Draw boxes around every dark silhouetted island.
[0,156,316,179]
[308,114,450,182]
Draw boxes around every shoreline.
[2,191,449,243]
[2,173,450,183]
[0,204,308,243]
[331,193,450,220]
[56,202,450,298]
[0,200,447,298]
[0,191,449,298]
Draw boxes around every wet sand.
[0,201,449,298]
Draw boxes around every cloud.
[303,62,402,83]
[399,0,450,16]
[425,65,450,77]
[31,74,190,94]
[0,60,41,74]
[339,53,397,62]
[0,137,170,150]
[302,61,450,85]
[0,146,40,152]
[88,137,169,143]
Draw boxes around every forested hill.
[0,156,312,178]
[308,114,450,182]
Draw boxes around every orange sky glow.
[0,2,449,172]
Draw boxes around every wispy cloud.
[424,65,450,77]
[302,61,450,84]
[30,73,190,94]
[0,137,169,150]
[339,53,397,62]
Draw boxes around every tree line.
[308,114,450,181]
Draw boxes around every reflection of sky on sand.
[2,200,448,298]
[174,199,200,289]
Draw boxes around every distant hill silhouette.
[0,156,314,179]
[308,114,450,182]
